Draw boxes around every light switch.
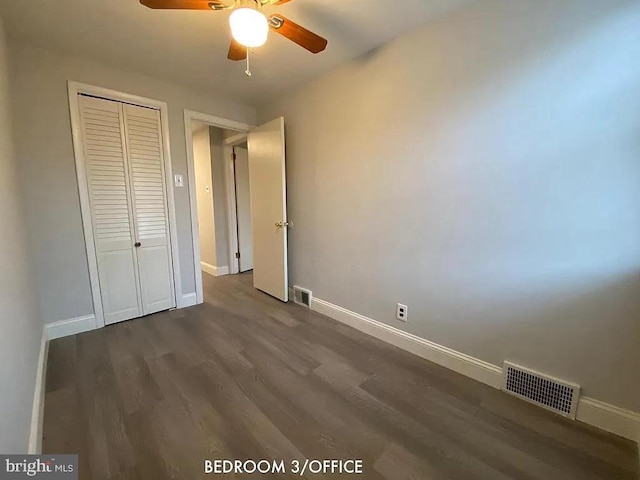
[174,174,184,188]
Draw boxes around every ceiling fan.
[140,0,328,71]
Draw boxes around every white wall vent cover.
[502,362,581,419]
[293,286,312,308]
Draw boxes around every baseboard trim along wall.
[576,397,640,444]
[201,262,230,277]
[28,328,49,454]
[309,296,640,444]
[45,314,97,341]
[311,298,503,388]
[45,294,199,340]
[177,292,198,308]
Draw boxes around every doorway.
[184,111,289,304]
[190,122,251,284]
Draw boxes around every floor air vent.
[503,362,580,419]
[293,286,312,308]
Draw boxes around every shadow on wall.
[437,269,640,412]
[262,0,640,412]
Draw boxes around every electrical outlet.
[396,303,408,322]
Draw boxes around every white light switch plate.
[174,174,184,187]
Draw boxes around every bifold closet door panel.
[79,95,142,324]
[123,104,175,315]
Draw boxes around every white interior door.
[79,96,142,324]
[234,146,253,272]
[247,117,288,302]
[122,104,175,315]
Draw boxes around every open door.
[247,117,288,302]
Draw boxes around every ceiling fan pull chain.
[245,47,252,77]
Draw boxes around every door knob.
[134,242,142,247]
[275,221,290,228]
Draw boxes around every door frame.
[183,110,252,304]
[68,81,182,329]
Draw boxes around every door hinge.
[235,252,241,259]
[232,152,237,160]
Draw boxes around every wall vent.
[292,286,312,308]
[502,362,580,419]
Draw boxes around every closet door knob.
[134,242,142,248]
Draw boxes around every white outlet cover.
[396,303,408,322]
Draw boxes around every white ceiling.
[0,0,472,105]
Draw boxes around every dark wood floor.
[43,272,639,479]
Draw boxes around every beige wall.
[9,43,256,324]
[0,17,42,452]
[193,124,216,267]
[260,0,640,411]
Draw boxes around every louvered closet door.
[122,104,175,315]
[79,95,142,324]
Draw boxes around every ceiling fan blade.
[269,15,327,54]
[139,0,229,10]
[228,39,247,61]
[259,0,295,5]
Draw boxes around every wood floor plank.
[374,442,447,480]
[190,357,307,467]
[45,336,77,393]
[43,272,639,480]
[112,354,164,415]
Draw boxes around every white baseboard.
[311,298,503,389]
[201,262,229,277]
[45,314,97,341]
[28,327,48,454]
[577,397,640,443]
[310,296,640,444]
[177,292,198,308]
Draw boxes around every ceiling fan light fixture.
[229,7,269,48]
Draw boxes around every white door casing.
[234,146,254,272]
[247,117,288,302]
[77,95,175,325]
